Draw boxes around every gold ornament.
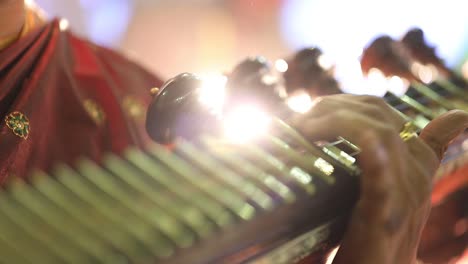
[5,111,30,139]
[399,121,419,142]
[123,96,145,121]
[83,99,106,125]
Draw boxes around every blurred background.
[35,0,468,93]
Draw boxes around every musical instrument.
[1,31,467,264]
[283,47,342,96]
[0,135,359,264]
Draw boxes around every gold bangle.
[399,121,419,141]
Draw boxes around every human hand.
[290,94,468,264]
[417,110,468,263]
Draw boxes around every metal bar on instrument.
[239,143,317,195]
[272,118,359,176]
[31,170,140,262]
[390,91,438,120]
[161,141,266,216]
[412,82,467,110]
[8,178,118,263]
[104,153,216,238]
[0,189,77,263]
[434,79,468,100]
[126,147,235,227]
[265,135,336,184]
[53,164,162,262]
[77,159,189,251]
[0,236,32,264]
[0,200,60,264]
[200,136,296,203]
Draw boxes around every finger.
[298,107,436,207]
[292,110,394,145]
[357,132,402,224]
[420,110,468,161]
[405,137,440,177]
[296,111,431,211]
[332,133,404,264]
[290,95,406,132]
[294,111,420,206]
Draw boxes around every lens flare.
[412,62,437,84]
[286,91,314,113]
[274,59,289,73]
[198,73,227,116]
[223,105,271,143]
[317,54,334,70]
[387,75,409,96]
[462,61,468,80]
[325,247,339,264]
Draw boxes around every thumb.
[419,110,468,161]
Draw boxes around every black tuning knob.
[401,28,467,88]
[360,35,416,81]
[226,56,285,113]
[146,73,222,144]
[284,47,342,96]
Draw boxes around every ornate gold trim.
[5,111,30,139]
[122,96,145,121]
[83,99,106,125]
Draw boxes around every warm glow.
[457,250,468,264]
[367,68,387,82]
[286,91,314,113]
[335,59,388,96]
[275,59,289,73]
[428,64,439,80]
[325,247,339,264]
[59,19,70,31]
[317,54,334,70]
[261,74,279,86]
[412,62,435,84]
[366,68,389,92]
[364,69,409,97]
[387,76,409,96]
[223,105,271,143]
[462,138,468,151]
[198,73,227,116]
[462,61,468,80]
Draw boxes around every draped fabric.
[0,19,163,184]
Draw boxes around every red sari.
[0,19,163,184]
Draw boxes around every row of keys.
[0,130,350,263]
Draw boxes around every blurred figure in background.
[0,0,162,182]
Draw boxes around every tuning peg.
[146,73,222,144]
[361,36,465,111]
[360,35,416,82]
[283,47,342,96]
[225,57,285,112]
[229,56,271,83]
[401,28,467,90]
[401,28,449,76]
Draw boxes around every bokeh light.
[223,105,271,143]
[36,0,133,47]
[280,0,468,94]
[286,91,314,113]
